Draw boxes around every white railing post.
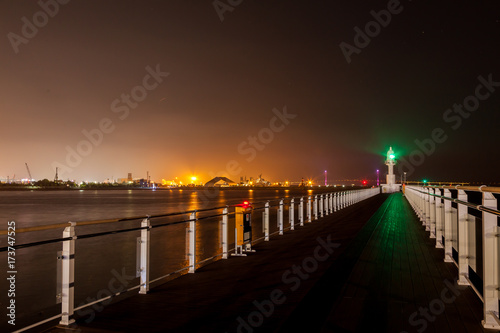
[429,188,436,239]
[419,188,426,225]
[299,197,304,226]
[424,188,431,231]
[264,201,270,241]
[222,207,229,258]
[313,195,318,220]
[435,188,444,249]
[325,193,330,215]
[319,194,324,218]
[59,222,76,326]
[188,211,197,273]
[443,189,453,263]
[139,217,151,294]
[279,199,284,235]
[334,193,338,212]
[307,196,312,223]
[324,194,328,215]
[481,191,500,329]
[457,189,470,286]
[329,193,333,214]
[290,198,295,231]
[416,187,422,221]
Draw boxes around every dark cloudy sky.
[1,0,499,184]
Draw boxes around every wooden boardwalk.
[45,193,494,333]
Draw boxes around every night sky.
[1,0,499,184]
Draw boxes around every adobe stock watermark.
[61,267,135,332]
[7,0,70,54]
[75,267,136,323]
[177,106,297,212]
[233,235,340,333]
[339,0,403,64]
[51,64,169,179]
[213,0,243,22]
[398,74,499,177]
[400,279,463,333]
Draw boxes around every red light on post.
[362,180,367,186]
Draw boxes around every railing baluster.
[319,194,324,218]
[299,197,304,226]
[420,188,426,225]
[188,211,196,273]
[264,201,270,241]
[443,188,453,263]
[290,198,295,230]
[457,189,470,286]
[429,188,436,239]
[435,188,444,249]
[329,193,333,214]
[325,193,328,214]
[481,190,500,329]
[222,207,229,258]
[313,195,318,220]
[307,195,312,223]
[139,217,151,294]
[279,199,284,235]
[424,188,431,232]
[59,222,76,326]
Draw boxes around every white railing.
[405,185,500,330]
[1,187,380,332]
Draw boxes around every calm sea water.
[0,188,324,229]
[1,187,340,331]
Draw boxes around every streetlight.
[376,169,379,186]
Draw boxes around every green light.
[389,154,395,159]
[423,179,427,183]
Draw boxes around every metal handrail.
[409,186,500,217]
[0,205,232,236]
[422,185,500,193]
[0,196,297,249]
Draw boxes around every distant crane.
[25,163,33,184]
[54,167,59,182]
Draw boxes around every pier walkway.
[46,193,491,332]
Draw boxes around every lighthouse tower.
[381,147,399,193]
[385,147,396,185]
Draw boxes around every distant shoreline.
[0,185,344,191]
